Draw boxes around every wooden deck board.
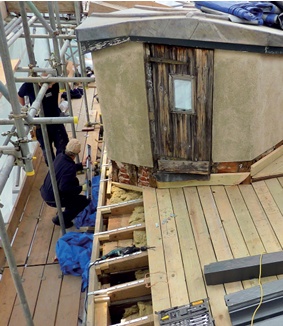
[32,264,62,325]
[55,274,82,326]
[183,187,231,325]
[9,162,47,266]
[156,188,188,307]
[170,188,207,302]
[143,187,170,325]
[0,267,24,325]
[27,204,57,266]
[198,186,243,295]
[9,265,44,324]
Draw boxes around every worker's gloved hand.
[82,184,87,192]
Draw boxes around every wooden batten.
[98,198,144,215]
[251,145,283,176]
[93,279,151,303]
[158,159,210,174]
[88,1,168,15]
[111,181,143,192]
[95,251,149,275]
[97,223,146,242]
[156,172,250,188]
[6,1,81,14]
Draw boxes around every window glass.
[170,75,194,114]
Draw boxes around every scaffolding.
[0,2,94,324]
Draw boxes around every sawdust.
[109,185,142,204]
[128,206,145,225]
[133,230,147,247]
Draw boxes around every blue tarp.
[56,232,93,291]
[55,174,100,292]
[74,174,100,228]
[194,1,282,27]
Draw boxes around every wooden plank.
[265,178,283,216]
[33,264,62,325]
[0,146,44,267]
[9,163,47,266]
[6,1,80,14]
[107,214,131,230]
[98,198,143,215]
[87,146,114,325]
[110,200,144,215]
[252,181,283,247]
[47,224,61,264]
[111,182,144,192]
[226,185,277,285]
[156,188,188,306]
[251,145,283,176]
[143,187,170,325]
[94,298,111,326]
[198,186,243,294]
[156,172,250,188]
[0,267,24,325]
[27,204,57,265]
[98,223,146,242]
[88,1,168,14]
[55,274,82,326]
[183,187,231,325]
[158,159,210,174]
[211,186,251,290]
[170,188,207,301]
[239,184,282,252]
[107,279,151,302]
[9,265,44,324]
[204,251,283,285]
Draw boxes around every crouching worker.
[40,138,91,228]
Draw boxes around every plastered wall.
[92,42,153,167]
[213,50,283,162]
[93,42,283,167]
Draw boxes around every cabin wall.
[92,42,153,167]
[213,50,283,162]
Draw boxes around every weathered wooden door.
[145,44,213,178]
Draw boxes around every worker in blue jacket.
[40,138,91,228]
[18,76,69,165]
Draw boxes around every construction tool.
[156,299,214,325]
[95,244,155,263]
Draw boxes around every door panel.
[146,44,213,175]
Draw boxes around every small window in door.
[170,74,195,114]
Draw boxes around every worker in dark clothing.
[40,138,91,228]
[18,79,69,165]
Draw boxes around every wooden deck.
[0,86,100,326]
[143,177,283,325]
[1,83,283,325]
[86,171,283,325]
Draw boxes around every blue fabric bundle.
[74,175,100,228]
[56,232,93,291]
[194,1,281,26]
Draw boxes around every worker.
[40,138,91,228]
[18,75,69,165]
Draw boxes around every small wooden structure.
[76,5,283,185]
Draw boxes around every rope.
[251,253,264,326]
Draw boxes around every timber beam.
[225,278,283,325]
[204,251,283,285]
